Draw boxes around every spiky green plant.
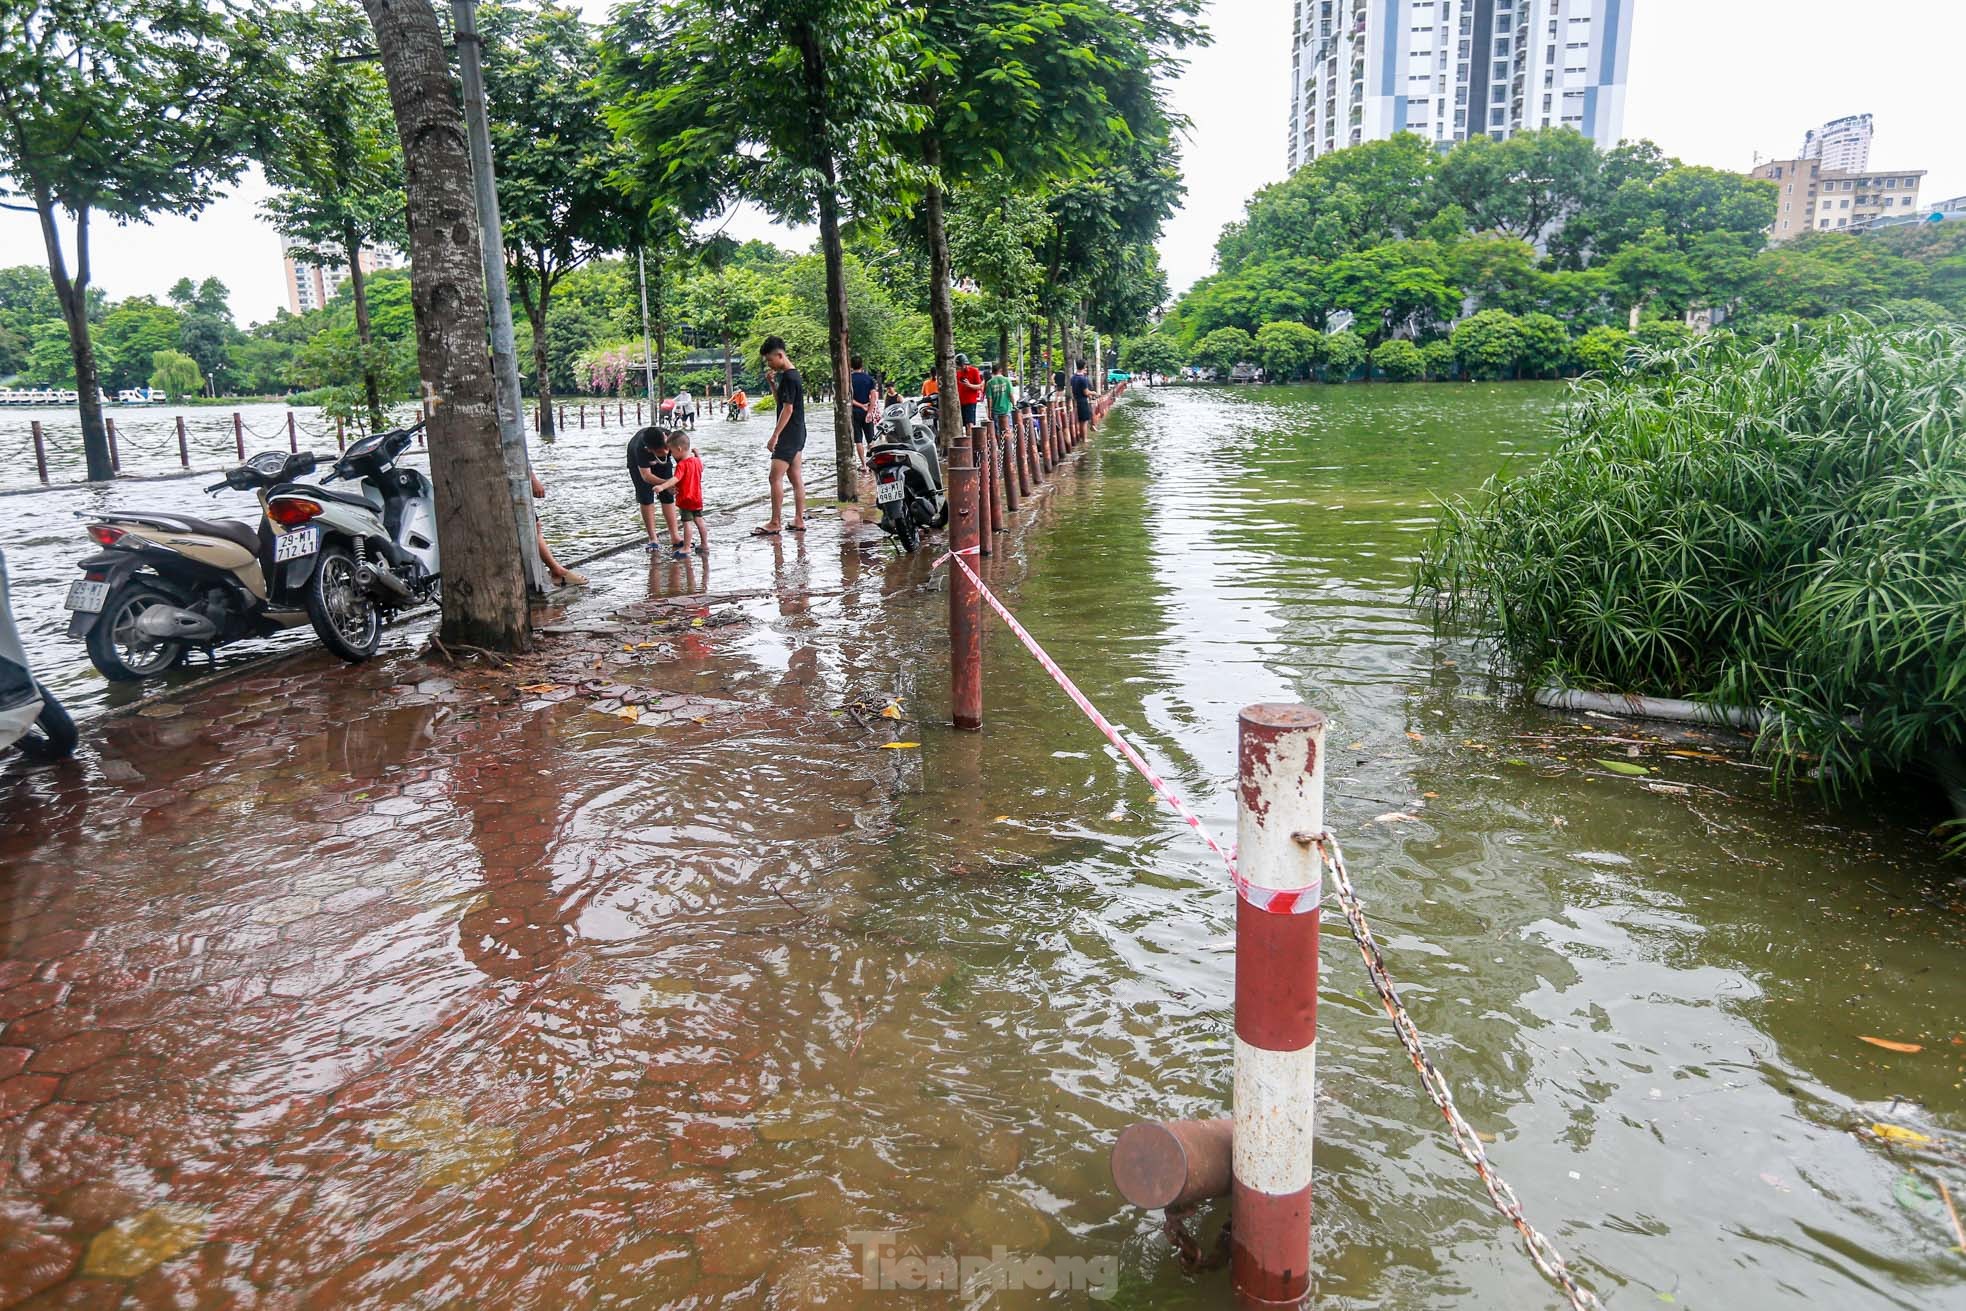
[1416,316,1966,804]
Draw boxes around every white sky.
[2,0,1959,324]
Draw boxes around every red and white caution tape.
[934,545,1312,913]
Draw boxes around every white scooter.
[1,548,76,760]
[263,423,441,662]
[868,396,949,553]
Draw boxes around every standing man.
[955,353,985,436]
[849,354,877,471]
[674,384,696,429]
[756,335,807,535]
[985,359,1015,446]
[1071,358,1094,440]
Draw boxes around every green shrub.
[1370,338,1424,382]
[1192,326,1256,378]
[1450,308,1523,380]
[1572,324,1633,375]
[1420,338,1458,381]
[1255,320,1323,381]
[1321,329,1366,382]
[1415,316,1966,804]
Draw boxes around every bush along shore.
[1415,315,1966,838]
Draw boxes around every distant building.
[1286,0,1635,172]
[280,238,401,316]
[1863,194,1966,233]
[1800,113,1873,173]
[1751,158,1926,242]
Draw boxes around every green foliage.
[1573,324,1633,375]
[1515,312,1570,379]
[1254,320,1321,382]
[95,298,182,391]
[1420,338,1458,381]
[1191,326,1255,378]
[1321,329,1366,382]
[1450,309,1523,381]
[1121,334,1185,377]
[1370,338,1424,382]
[148,349,202,399]
[1416,317,1966,810]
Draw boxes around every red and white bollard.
[1232,703,1326,1306]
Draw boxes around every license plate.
[875,479,906,505]
[64,580,109,613]
[274,526,319,562]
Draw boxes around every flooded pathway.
[0,386,1960,1308]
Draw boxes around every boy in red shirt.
[668,430,709,558]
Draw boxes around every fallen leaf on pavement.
[1859,1036,1924,1053]
[517,682,560,694]
[879,742,920,750]
[880,700,904,720]
[1595,758,1653,776]
[1406,731,1424,743]
[1373,812,1420,824]
[613,705,642,723]
[1870,1122,1934,1145]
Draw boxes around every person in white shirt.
[674,387,696,428]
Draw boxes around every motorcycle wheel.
[85,583,186,681]
[305,546,382,663]
[18,682,76,761]
[896,518,919,554]
[932,501,949,530]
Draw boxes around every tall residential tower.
[1799,113,1873,173]
[1287,0,1635,172]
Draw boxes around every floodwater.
[0,400,817,719]
[1,384,1961,1308]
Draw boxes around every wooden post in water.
[337,417,345,450]
[1231,703,1326,1308]
[636,401,643,424]
[31,421,48,484]
[175,415,190,468]
[286,411,298,453]
[233,412,245,461]
[948,453,982,732]
[106,418,120,473]
[557,405,565,430]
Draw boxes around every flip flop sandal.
[751,525,781,536]
[787,523,807,533]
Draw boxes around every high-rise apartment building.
[1751,157,1925,242]
[1800,113,1872,173]
[1287,0,1635,172]
[280,239,400,317]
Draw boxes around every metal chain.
[1312,830,1605,1311]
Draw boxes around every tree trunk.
[520,272,555,443]
[798,24,855,502]
[34,191,112,480]
[721,330,733,401]
[343,223,383,429]
[997,323,1010,372]
[361,0,529,653]
[923,152,961,451]
[652,255,667,405]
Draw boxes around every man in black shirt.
[849,353,877,472]
[757,334,807,535]
[1071,359,1094,439]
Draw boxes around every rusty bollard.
[1112,1117,1233,1209]
[176,415,190,468]
[1000,417,1020,514]
[286,411,298,453]
[106,418,120,473]
[948,454,982,732]
[31,420,48,484]
[233,411,244,461]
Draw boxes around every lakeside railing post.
[949,451,982,732]
[1232,703,1326,1308]
[977,428,996,558]
[558,405,565,430]
[106,418,120,473]
[287,411,298,453]
[31,421,48,484]
[987,424,1006,536]
[1000,417,1020,514]
[580,404,586,429]
[176,415,190,469]
[337,417,345,451]
[233,412,244,461]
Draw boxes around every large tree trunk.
[798,24,855,502]
[343,222,383,429]
[35,192,112,480]
[362,0,529,653]
[721,330,733,401]
[923,151,961,451]
[519,272,555,442]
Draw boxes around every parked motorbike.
[65,449,321,681]
[263,423,440,663]
[868,396,949,553]
[1,548,75,760]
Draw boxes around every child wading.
[627,424,681,551]
[670,430,709,558]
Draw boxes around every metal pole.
[337,416,346,450]
[451,0,549,594]
[233,411,244,461]
[1000,415,1020,514]
[176,415,190,468]
[948,455,982,732]
[1232,703,1326,1307]
[106,418,119,472]
[976,427,995,559]
[637,248,657,406]
[286,411,297,453]
[31,421,47,484]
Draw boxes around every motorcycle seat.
[118,512,262,555]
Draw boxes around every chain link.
[1312,830,1604,1311]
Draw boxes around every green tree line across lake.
[1126,130,1966,384]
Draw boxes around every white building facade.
[1800,113,1873,173]
[1287,0,1635,171]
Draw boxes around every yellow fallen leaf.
[879,742,920,750]
[1406,731,1424,743]
[1871,1123,1934,1146]
[517,683,559,694]
[621,645,636,652]
[880,700,904,720]
[1859,1036,1924,1053]
[614,704,642,723]
[691,618,705,627]
[635,642,661,650]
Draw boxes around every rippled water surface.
[0,384,1960,1309]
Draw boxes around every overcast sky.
[3,0,1959,326]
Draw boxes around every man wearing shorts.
[626,424,677,549]
[956,353,984,432]
[756,335,807,535]
[1071,359,1094,438]
[849,354,877,471]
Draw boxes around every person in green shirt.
[985,360,1015,448]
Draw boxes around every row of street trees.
[0,0,1198,650]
